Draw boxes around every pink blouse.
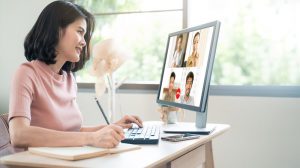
[9,60,82,131]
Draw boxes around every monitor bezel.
[156,20,221,112]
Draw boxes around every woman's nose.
[80,38,86,47]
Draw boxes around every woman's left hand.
[114,115,143,128]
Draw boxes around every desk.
[0,122,230,168]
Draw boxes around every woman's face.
[56,18,87,63]
[192,34,200,52]
[176,37,182,51]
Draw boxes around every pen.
[94,97,110,125]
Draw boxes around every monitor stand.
[162,110,215,135]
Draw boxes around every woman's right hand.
[89,124,125,148]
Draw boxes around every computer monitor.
[156,21,220,134]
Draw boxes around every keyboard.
[121,125,160,144]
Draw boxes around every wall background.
[0,0,54,113]
[0,1,299,168]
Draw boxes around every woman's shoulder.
[11,61,39,92]
[14,60,49,83]
[15,61,37,76]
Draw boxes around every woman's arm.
[114,115,143,128]
[9,117,124,148]
[80,125,106,132]
[81,114,144,132]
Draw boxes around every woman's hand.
[89,124,124,148]
[114,115,143,128]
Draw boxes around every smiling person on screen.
[180,71,195,106]
[8,0,142,149]
[163,72,176,102]
[186,32,200,67]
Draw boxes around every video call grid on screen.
[158,23,216,111]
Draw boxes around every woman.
[9,1,142,149]
[170,34,184,68]
[186,32,200,67]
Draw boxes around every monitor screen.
[157,21,220,113]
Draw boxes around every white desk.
[0,122,230,168]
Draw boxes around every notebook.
[28,143,141,161]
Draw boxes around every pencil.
[94,97,110,125]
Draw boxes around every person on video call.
[180,71,194,105]
[170,34,184,67]
[163,72,176,102]
[8,0,143,149]
[186,32,200,67]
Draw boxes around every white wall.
[0,0,54,113]
[1,0,300,168]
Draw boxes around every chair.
[0,113,23,157]
[0,114,26,168]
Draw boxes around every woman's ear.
[55,28,64,54]
[58,27,65,39]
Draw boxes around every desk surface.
[0,122,230,168]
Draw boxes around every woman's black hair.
[24,0,95,72]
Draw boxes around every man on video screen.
[163,72,176,102]
[180,71,194,105]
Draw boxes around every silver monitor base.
[162,123,215,135]
[163,111,214,135]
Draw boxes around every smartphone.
[161,133,201,142]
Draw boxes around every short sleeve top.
[9,60,82,131]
